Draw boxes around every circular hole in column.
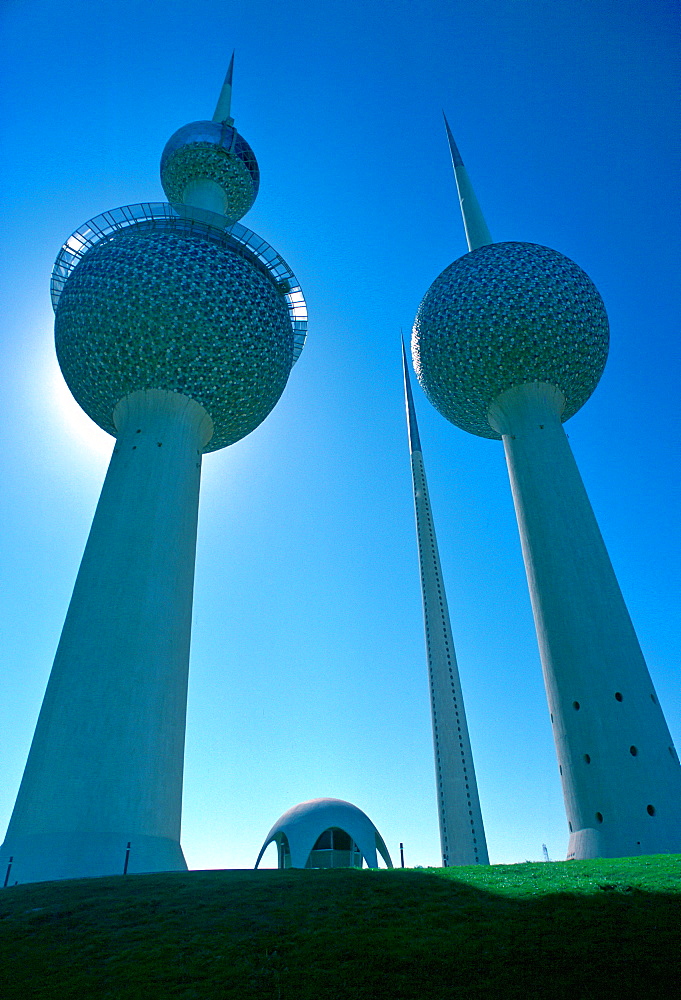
[615,692,623,702]
[584,754,591,763]
[647,804,655,816]
[629,746,638,756]
[573,701,580,710]
[595,812,603,823]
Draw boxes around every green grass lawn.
[0,856,679,999]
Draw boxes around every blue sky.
[0,0,678,868]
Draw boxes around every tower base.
[0,832,187,886]
[566,828,602,860]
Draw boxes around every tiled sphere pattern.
[161,143,257,222]
[55,227,293,451]
[413,242,609,439]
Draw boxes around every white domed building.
[255,799,393,870]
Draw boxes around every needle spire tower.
[402,339,488,866]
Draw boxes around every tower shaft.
[404,348,488,866]
[489,383,681,858]
[0,390,213,883]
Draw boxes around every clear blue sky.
[0,0,678,868]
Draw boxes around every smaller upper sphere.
[160,121,259,222]
[413,242,609,439]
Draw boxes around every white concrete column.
[488,382,681,859]
[0,389,213,884]
[181,178,228,216]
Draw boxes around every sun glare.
[32,339,113,462]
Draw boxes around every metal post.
[123,842,131,875]
[400,843,405,868]
[3,856,13,887]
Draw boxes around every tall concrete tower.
[402,342,488,866]
[0,59,307,886]
[410,115,681,860]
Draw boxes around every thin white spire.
[212,52,235,124]
[401,337,489,866]
[442,112,492,251]
[401,337,422,454]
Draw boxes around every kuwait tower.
[0,58,307,885]
[402,342,488,866]
[409,116,681,860]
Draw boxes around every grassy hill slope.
[0,856,680,999]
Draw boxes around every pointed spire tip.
[402,332,422,453]
[213,52,235,123]
[442,110,492,250]
[442,111,463,168]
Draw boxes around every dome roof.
[255,798,393,870]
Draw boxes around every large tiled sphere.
[160,121,259,223]
[413,242,609,439]
[55,223,293,451]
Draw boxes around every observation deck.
[51,202,307,363]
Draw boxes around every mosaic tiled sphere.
[55,222,293,451]
[160,121,259,222]
[413,242,609,439]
